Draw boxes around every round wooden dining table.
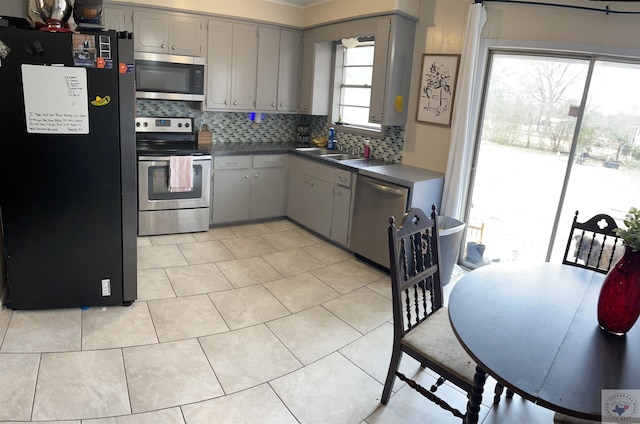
[448,262,640,423]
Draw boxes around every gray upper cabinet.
[369,15,415,126]
[133,11,166,53]
[369,18,391,124]
[102,6,132,32]
[206,19,233,109]
[299,14,416,125]
[206,19,258,111]
[297,31,332,115]
[133,11,204,56]
[277,29,302,111]
[256,27,301,112]
[256,27,280,111]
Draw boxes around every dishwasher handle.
[363,178,406,196]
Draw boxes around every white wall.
[402,0,471,173]
[482,1,640,50]
[401,0,640,174]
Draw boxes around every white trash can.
[438,217,466,286]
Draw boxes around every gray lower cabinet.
[288,174,333,237]
[331,185,351,246]
[212,155,287,224]
[306,178,334,237]
[287,156,354,245]
[287,157,334,237]
[251,156,288,220]
[330,169,355,246]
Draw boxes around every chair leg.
[464,366,487,424]
[493,383,504,404]
[493,383,516,404]
[381,347,402,404]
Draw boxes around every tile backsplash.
[136,99,404,163]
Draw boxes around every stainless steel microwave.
[134,52,205,102]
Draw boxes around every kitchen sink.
[295,147,365,161]
[295,147,333,155]
[320,153,364,161]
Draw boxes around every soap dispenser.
[328,127,335,150]
[363,140,371,158]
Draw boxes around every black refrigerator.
[0,25,137,309]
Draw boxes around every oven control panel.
[135,117,193,133]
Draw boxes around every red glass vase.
[597,245,640,335]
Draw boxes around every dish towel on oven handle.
[169,155,193,192]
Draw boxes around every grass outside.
[465,141,640,265]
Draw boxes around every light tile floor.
[0,219,556,423]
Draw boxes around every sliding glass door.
[463,52,640,268]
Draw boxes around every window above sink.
[331,38,382,136]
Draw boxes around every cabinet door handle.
[244,175,250,179]
[161,44,165,49]
[254,174,258,178]
[171,45,176,50]
[279,103,284,107]
[337,189,342,196]
[224,100,229,105]
[271,103,276,107]
[234,101,238,105]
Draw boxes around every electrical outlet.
[101,279,111,296]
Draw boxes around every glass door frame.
[462,47,640,264]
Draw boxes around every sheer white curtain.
[440,3,487,220]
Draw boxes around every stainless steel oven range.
[135,117,211,236]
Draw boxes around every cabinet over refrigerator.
[0,26,137,309]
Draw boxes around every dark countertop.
[204,142,294,155]
[202,142,392,171]
[359,164,445,186]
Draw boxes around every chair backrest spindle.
[388,205,443,335]
[562,210,624,274]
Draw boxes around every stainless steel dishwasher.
[350,175,409,269]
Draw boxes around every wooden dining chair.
[380,206,480,421]
[554,210,620,424]
[562,210,624,274]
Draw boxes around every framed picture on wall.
[416,54,461,127]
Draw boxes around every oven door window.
[148,164,203,200]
